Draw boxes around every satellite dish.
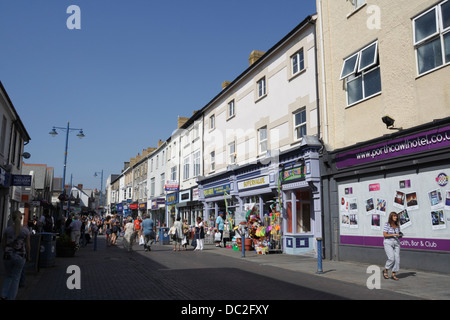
[22,152,31,159]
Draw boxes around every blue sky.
[0,0,317,191]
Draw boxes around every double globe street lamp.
[49,121,85,217]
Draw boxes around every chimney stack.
[249,50,266,66]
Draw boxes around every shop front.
[177,187,203,226]
[149,197,166,229]
[166,192,178,226]
[322,118,450,273]
[279,138,322,256]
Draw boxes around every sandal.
[391,272,399,280]
[383,269,389,279]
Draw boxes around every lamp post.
[94,170,104,216]
[49,121,85,217]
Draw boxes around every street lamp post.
[50,121,85,217]
[94,170,104,215]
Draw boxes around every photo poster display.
[338,169,450,251]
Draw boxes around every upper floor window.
[210,151,215,171]
[228,100,235,118]
[229,141,236,164]
[258,126,268,154]
[294,109,307,141]
[209,115,215,130]
[291,49,305,76]
[413,0,450,76]
[340,40,381,106]
[257,77,266,98]
[352,0,366,10]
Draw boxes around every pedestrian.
[194,216,205,251]
[110,214,120,246]
[40,208,54,233]
[90,218,98,251]
[104,215,112,246]
[69,215,82,248]
[383,211,402,280]
[123,216,136,252]
[141,214,155,252]
[172,216,183,251]
[182,219,190,250]
[1,211,31,300]
[134,216,142,243]
[215,212,225,247]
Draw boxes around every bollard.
[316,237,324,274]
[241,234,246,258]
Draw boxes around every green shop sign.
[280,166,305,182]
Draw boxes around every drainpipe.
[318,0,329,145]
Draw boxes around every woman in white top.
[123,216,136,252]
[195,216,205,251]
[383,212,401,280]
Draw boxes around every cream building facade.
[318,0,450,273]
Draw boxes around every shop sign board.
[203,183,231,197]
[164,180,179,191]
[166,192,178,205]
[238,175,269,190]
[279,166,305,183]
[336,125,450,169]
[11,175,32,186]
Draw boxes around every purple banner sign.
[336,125,450,169]
[340,235,450,252]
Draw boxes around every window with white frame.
[171,166,177,181]
[257,77,266,98]
[210,151,215,171]
[183,156,190,180]
[258,126,268,154]
[413,0,450,76]
[340,40,381,106]
[228,100,235,118]
[150,178,155,197]
[160,173,165,194]
[291,49,305,76]
[349,0,366,10]
[209,115,215,130]
[294,109,307,141]
[193,150,201,177]
[229,141,236,164]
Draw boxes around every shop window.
[413,1,450,76]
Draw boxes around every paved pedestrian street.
[2,234,450,315]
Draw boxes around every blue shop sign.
[166,192,179,205]
[117,204,123,212]
[11,175,32,186]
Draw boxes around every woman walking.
[1,211,31,300]
[123,216,136,252]
[172,217,183,251]
[383,211,401,280]
[194,216,205,251]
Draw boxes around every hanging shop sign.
[336,125,450,169]
[279,166,305,183]
[238,175,269,190]
[164,180,179,191]
[129,203,138,210]
[11,175,32,186]
[166,192,179,205]
[203,183,231,197]
[139,203,147,210]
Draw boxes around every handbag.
[191,239,197,247]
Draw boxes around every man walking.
[141,214,155,252]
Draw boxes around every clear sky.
[0,0,317,191]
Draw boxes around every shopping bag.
[139,235,144,246]
[214,232,221,242]
[191,239,197,247]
